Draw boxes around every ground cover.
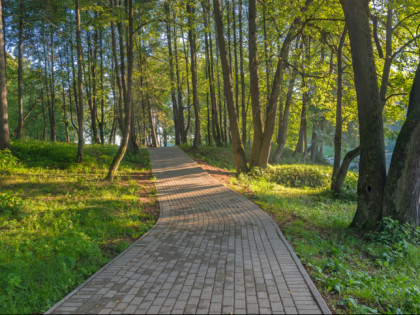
[183,145,420,314]
[0,140,159,314]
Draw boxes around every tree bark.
[59,46,70,143]
[75,0,84,163]
[294,75,308,156]
[106,0,134,181]
[173,18,186,144]
[238,0,246,144]
[331,27,347,189]
[187,2,201,148]
[332,146,360,194]
[341,0,386,229]
[249,0,313,168]
[202,0,222,146]
[272,68,298,162]
[213,0,248,172]
[232,0,239,121]
[379,0,394,109]
[85,30,100,144]
[165,1,180,145]
[110,10,124,133]
[99,28,105,144]
[147,98,158,148]
[0,0,8,150]
[383,60,420,226]
[263,6,270,104]
[248,0,263,163]
[216,44,226,143]
[182,26,191,140]
[49,26,56,142]
[16,0,24,139]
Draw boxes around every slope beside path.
[46,146,330,314]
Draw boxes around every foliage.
[0,149,20,169]
[0,141,158,314]
[249,164,333,188]
[0,192,22,217]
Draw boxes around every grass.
[183,145,420,314]
[0,140,159,314]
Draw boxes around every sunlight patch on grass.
[0,141,158,314]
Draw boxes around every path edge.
[271,220,331,314]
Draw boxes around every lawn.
[183,145,420,314]
[0,140,159,314]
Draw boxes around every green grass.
[0,141,158,314]
[184,145,420,314]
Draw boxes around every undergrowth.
[184,145,420,314]
[0,140,158,314]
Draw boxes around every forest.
[0,0,419,313]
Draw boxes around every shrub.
[0,149,19,169]
[249,164,332,188]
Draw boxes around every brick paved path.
[46,147,330,314]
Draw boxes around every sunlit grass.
[0,141,158,314]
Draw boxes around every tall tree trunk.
[182,29,191,139]
[202,0,222,146]
[69,39,80,135]
[187,2,201,148]
[310,131,317,162]
[209,20,222,146]
[173,18,186,144]
[128,104,138,152]
[206,92,211,145]
[383,60,420,226]
[379,0,394,109]
[331,27,347,190]
[249,0,313,168]
[86,31,99,144]
[49,26,56,142]
[263,5,270,104]
[109,63,117,144]
[213,0,248,172]
[216,45,225,143]
[239,0,246,144]
[165,1,180,145]
[232,0,239,120]
[333,146,361,194]
[294,76,308,156]
[16,0,24,139]
[272,68,298,162]
[106,0,134,181]
[99,29,105,144]
[248,0,263,163]
[92,29,101,144]
[147,98,158,147]
[110,11,124,133]
[60,46,70,143]
[0,0,8,150]
[341,0,386,229]
[75,0,84,163]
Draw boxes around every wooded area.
[0,0,419,228]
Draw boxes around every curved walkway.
[46,147,330,314]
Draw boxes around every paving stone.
[45,147,330,315]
